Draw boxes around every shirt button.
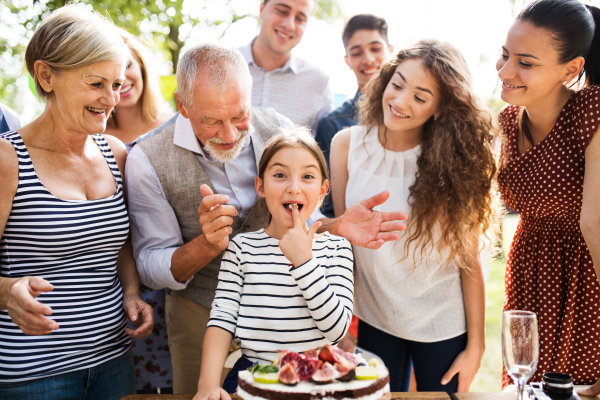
[235,187,240,192]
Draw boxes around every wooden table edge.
[119,392,452,400]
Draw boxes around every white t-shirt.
[345,125,467,342]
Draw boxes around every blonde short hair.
[116,29,162,124]
[25,4,128,99]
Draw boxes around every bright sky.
[10,0,600,122]
[214,0,600,102]
[214,0,529,101]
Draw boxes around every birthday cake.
[237,344,391,400]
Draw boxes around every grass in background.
[470,214,519,392]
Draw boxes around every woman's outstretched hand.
[329,191,407,249]
[6,276,58,335]
[123,293,154,339]
[279,204,322,267]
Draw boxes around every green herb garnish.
[248,364,279,374]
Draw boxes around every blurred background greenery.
[0,0,341,118]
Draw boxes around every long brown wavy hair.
[359,39,502,270]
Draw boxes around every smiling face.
[45,60,126,135]
[175,72,251,163]
[116,51,144,109]
[496,20,569,108]
[257,0,314,58]
[256,146,329,239]
[345,29,392,90]
[381,59,440,140]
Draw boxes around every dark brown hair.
[515,0,600,145]
[258,126,329,184]
[359,39,501,270]
[342,14,389,49]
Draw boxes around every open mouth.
[502,81,525,89]
[120,84,133,95]
[389,105,409,118]
[86,106,105,115]
[283,203,304,213]
[361,67,379,76]
[275,29,292,40]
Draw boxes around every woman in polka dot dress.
[496,0,600,391]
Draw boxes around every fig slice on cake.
[311,362,338,384]
[278,363,300,386]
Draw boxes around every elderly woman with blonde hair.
[0,5,153,400]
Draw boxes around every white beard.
[204,129,249,163]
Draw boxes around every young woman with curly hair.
[496,0,600,393]
[330,39,501,394]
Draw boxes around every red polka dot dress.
[497,87,600,386]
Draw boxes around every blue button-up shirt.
[315,90,361,218]
[239,38,333,132]
[0,103,21,134]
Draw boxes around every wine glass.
[502,310,539,400]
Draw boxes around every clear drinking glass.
[502,310,539,400]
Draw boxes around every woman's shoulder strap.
[92,134,123,187]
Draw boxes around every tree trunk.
[168,22,181,73]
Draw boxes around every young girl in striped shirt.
[193,127,355,400]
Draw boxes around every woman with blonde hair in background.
[330,39,500,393]
[105,29,175,394]
[105,29,174,150]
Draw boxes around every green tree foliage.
[0,0,340,114]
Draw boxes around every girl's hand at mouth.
[279,204,322,268]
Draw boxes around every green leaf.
[248,363,279,374]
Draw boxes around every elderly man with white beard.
[125,43,408,395]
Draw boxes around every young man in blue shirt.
[315,14,393,218]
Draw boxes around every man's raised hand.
[335,191,407,249]
[198,184,237,253]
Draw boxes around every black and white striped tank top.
[0,131,131,383]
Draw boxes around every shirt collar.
[173,113,254,163]
[241,37,298,75]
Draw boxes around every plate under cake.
[236,364,390,400]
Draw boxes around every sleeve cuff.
[141,247,193,290]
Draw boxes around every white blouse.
[345,125,467,342]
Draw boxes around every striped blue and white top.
[0,131,131,383]
[208,229,354,363]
